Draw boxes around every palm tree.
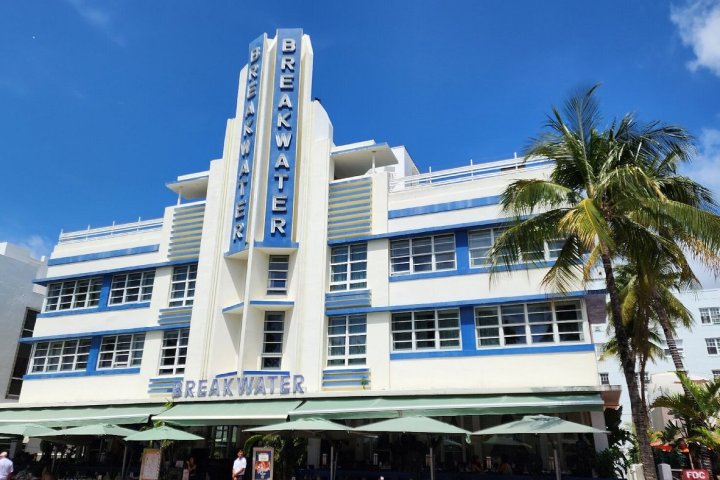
[489,85,720,480]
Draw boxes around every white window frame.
[169,264,197,307]
[599,373,610,385]
[29,339,91,373]
[267,255,290,295]
[468,228,565,268]
[700,307,720,325]
[390,234,456,275]
[158,329,189,376]
[329,244,367,291]
[261,312,285,369]
[327,314,367,367]
[109,270,155,305]
[44,278,103,312]
[706,338,720,355]
[475,300,585,348]
[391,309,461,352]
[97,333,145,370]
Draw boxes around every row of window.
[44,264,197,312]
[601,370,720,386]
[700,307,720,325]
[29,329,189,376]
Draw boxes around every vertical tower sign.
[263,28,302,247]
[229,34,265,254]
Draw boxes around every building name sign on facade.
[172,374,305,399]
[264,29,302,246]
[229,34,266,254]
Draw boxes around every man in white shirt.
[0,452,13,480]
[232,450,246,480]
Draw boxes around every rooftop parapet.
[58,218,164,244]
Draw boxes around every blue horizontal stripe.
[388,261,555,282]
[159,307,192,313]
[325,290,588,316]
[325,289,370,299]
[20,324,190,343]
[253,241,299,249]
[329,184,372,196]
[329,178,371,189]
[329,194,371,205]
[222,302,245,313]
[328,218,372,229]
[249,300,295,306]
[328,204,371,216]
[242,370,291,375]
[24,368,141,380]
[35,257,198,285]
[322,380,366,387]
[328,227,372,239]
[322,373,370,380]
[157,319,191,326]
[390,343,595,360]
[38,302,150,318]
[388,195,502,219]
[159,311,192,319]
[326,300,372,309]
[48,245,160,266]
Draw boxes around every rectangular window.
[30,338,91,373]
[662,339,684,356]
[262,312,285,369]
[327,314,367,367]
[330,244,367,291]
[706,338,720,355]
[700,307,720,325]
[475,300,584,348]
[158,329,189,375]
[391,309,461,351]
[97,334,145,369]
[712,370,720,380]
[44,278,103,312]
[468,228,566,267]
[169,264,197,307]
[267,255,290,295]
[390,234,456,275]
[600,373,610,385]
[109,270,155,305]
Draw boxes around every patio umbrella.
[246,417,352,480]
[483,434,532,448]
[0,423,58,437]
[124,425,203,441]
[355,416,470,480]
[473,415,606,480]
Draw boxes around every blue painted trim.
[215,371,238,378]
[35,258,198,285]
[321,380,365,387]
[222,302,245,313]
[253,241,300,249]
[249,300,295,306]
[86,337,102,374]
[19,324,190,343]
[388,195,502,219]
[23,368,141,380]
[243,370,291,375]
[325,289,370,299]
[224,246,249,257]
[389,261,556,282]
[459,306,477,352]
[323,368,369,374]
[389,343,595,360]
[38,302,151,318]
[329,188,372,201]
[47,245,160,266]
[327,217,516,246]
[322,373,370,380]
[325,290,588,316]
[149,376,182,384]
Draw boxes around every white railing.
[389,157,552,192]
[58,218,164,244]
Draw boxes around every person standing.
[232,450,246,480]
[0,452,13,480]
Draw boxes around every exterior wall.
[0,243,46,402]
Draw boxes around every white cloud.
[64,0,126,47]
[671,0,720,76]
[17,235,54,261]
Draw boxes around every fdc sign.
[682,470,711,480]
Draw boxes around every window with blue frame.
[327,314,367,366]
[97,333,145,369]
[44,278,103,312]
[391,309,461,351]
[468,228,565,267]
[169,264,197,307]
[390,234,455,275]
[29,338,92,373]
[329,244,367,291]
[267,256,290,295]
[109,270,155,305]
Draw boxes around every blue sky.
[1,0,719,283]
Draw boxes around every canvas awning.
[153,399,303,426]
[0,404,164,427]
[290,394,604,420]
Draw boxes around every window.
[390,234,456,275]
[169,264,197,307]
[662,339,684,356]
[330,244,367,291]
[110,270,155,305]
[262,312,284,369]
[30,338,91,373]
[475,300,584,348]
[391,309,461,351]
[468,228,566,267]
[706,338,720,355]
[7,309,38,398]
[267,256,289,294]
[158,329,189,375]
[712,370,720,380]
[700,307,720,325]
[44,278,102,312]
[97,334,145,369]
[327,315,367,366]
[599,373,610,385]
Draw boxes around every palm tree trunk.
[651,290,692,399]
[601,253,657,480]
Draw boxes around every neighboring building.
[3,29,617,469]
[594,288,720,428]
[0,242,46,401]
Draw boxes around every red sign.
[682,470,710,480]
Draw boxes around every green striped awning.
[289,394,603,420]
[0,404,165,427]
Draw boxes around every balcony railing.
[389,157,552,192]
[58,218,164,244]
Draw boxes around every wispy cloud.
[670,0,720,76]
[1,234,54,260]
[64,0,126,47]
